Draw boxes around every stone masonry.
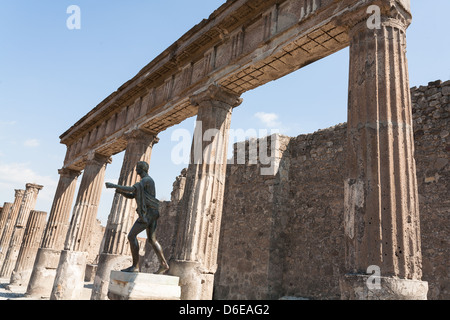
[213,80,449,300]
[144,80,448,300]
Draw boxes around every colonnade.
[1,0,428,300]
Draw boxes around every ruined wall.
[412,80,450,300]
[150,80,448,300]
[213,80,449,300]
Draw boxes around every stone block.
[108,271,181,300]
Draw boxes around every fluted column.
[9,210,47,287]
[91,129,158,300]
[340,1,428,300]
[169,84,242,300]
[0,190,25,267]
[26,168,80,298]
[50,153,110,300]
[0,202,13,240]
[0,184,43,278]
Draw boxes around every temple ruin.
[1,0,448,300]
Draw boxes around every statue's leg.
[122,219,146,272]
[146,219,169,274]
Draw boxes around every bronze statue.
[105,161,169,274]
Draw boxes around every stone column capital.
[86,152,112,166]
[25,183,44,192]
[58,168,82,178]
[123,129,159,146]
[14,189,25,197]
[190,84,243,111]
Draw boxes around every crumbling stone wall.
[412,80,450,300]
[153,80,449,300]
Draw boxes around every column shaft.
[0,184,43,278]
[10,210,47,287]
[26,168,80,298]
[91,130,157,300]
[169,85,242,300]
[0,202,13,240]
[50,153,110,300]
[0,190,25,267]
[341,2,428,299]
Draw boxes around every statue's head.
[136,161,149,174]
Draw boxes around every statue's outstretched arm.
[105,182,135,194]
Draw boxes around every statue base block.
[107,270,181,300]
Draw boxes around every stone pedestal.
[50,250,88,300]
[108,271,181,300]
[91,253,132,299]
[25,248,62,299]
[340,274,428,300]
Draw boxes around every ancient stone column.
[50,153,110,300]
[0,184,43,278]
[340,1,428,299]
[91,129,158,300]
[26,168,80,298]
[0,202,13,240]
[9,210,47,287]
[0,190,25,267]
[169,85,242,300]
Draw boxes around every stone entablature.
[60,0,410,171]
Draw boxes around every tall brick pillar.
[26,168,81,298]
[0,183,43,278]
[340,0,428,299]
[169,85,242,300]
[50,153,110,300]
[9,210,47,287]
[91,129,158,300]
[0,190,25,267]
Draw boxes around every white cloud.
[254,112,282,128]
[24,139,40,147]
[0,162,57,208]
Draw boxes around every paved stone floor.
[0,277,93,300]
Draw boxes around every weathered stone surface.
[91,130,158,300]
[9,210,47,287]
[0,184,43,278]
[339,275,428,300]
[108,271,180,300]
[0,190,25,267]
[212,80,449,300]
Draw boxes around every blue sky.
[0,1,449,226]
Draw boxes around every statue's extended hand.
[105,182,116,189]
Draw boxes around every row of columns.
[0,2,427,300]
[0,184,46,288]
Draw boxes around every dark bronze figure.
[105,161,169,274]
